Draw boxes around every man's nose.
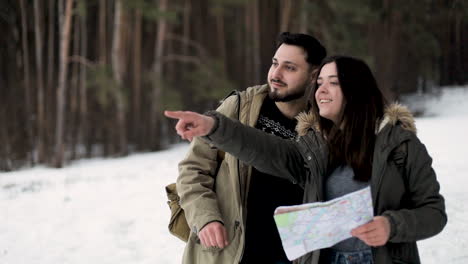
[272,67,283,79]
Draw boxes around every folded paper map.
[273,186,373,260]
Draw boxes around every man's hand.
[199,222,229,248]
[351,216,391,247]
[164,111,215,141]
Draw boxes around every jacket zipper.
[237,162,246,263]
[372,157,387,214]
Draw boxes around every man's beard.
[268,84,308,102]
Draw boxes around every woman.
[165,56,447,264]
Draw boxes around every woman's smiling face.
[315,62,345,124]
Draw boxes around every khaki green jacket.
[177,84,269,264]
[204,103,447,264]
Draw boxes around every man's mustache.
[270,79,287,86]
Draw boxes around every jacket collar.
[295,103,417,136]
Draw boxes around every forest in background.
[0,0,467,170]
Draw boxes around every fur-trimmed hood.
[295,103,417,136]
[295,110,320,136]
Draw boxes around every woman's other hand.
[351,216,391,247]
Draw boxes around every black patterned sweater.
[241,97,304,264]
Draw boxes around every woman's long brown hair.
[310,56,386,181]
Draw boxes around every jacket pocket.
[387,242,418,264]
[201,246,223,254]
[194,220,242,262]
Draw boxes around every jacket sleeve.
[382,135,447,242]
[203,111,309,186]
[176,95,239,234]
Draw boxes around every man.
[176,32,326,263]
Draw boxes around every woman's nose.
[317,83,327,93]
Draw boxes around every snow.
[1,146,187,264]
[1,86,468,263]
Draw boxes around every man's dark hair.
[276,32,327,67]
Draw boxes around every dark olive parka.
[203,104,447,264]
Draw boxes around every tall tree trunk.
[99,0,107,65]
[179,0,191,125]
[79,8,88,158]
[234,8,245,87]
[279,0,292,32]
[244,3,252,85]
[182,0,191,57]
[111,0,128,155]
[19,0,34,165]
[0,108,12,171]
[88,0,104,157]
[54,0,74,167]
[150,0,168,150]
[454,12,463,84]
[132,8,142,147]
[47,0,56,92]
[251,0,261,85]
[46,0,56,161]
[70,15,80,160]
[368,0,399,100]
[439,10,451,85]
[215,8,226,70]
[33,0,46,163]
[299,0,308,33]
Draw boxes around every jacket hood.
[377,103,416,134]
[295,103,417,136]
[295,111,320,136]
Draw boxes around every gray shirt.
[325,165,371,252]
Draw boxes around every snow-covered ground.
[1,86,468,264]
[0,146,187,264]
